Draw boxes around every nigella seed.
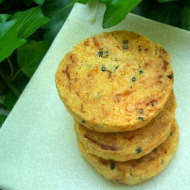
[167,74,173,79]
[105,51,109,57]
[82,120,86,124]
[150,101,154,107]
[101,66,106,72]
[139,109,143,114]
[131,77,136,82]
[110,163,115,170]
[123,45,128,50]
[170,131,173,136]
[153,148,157,152]
[139,70,143,74]
[135,147,142,154]
[98,51,103,57]
[138,116,144,121]
[123,40,129,44]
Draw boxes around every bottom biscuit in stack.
[76,120,179,185]
[74,91,176,162]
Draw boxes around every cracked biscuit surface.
[55,30,174,132]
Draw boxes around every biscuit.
[77,120,179,185]
[75,91,176,162]
[55,30,174,132]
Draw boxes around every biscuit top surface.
[55,30,173,132]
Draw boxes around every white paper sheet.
[0,3,190,190]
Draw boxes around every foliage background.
[0,0,190,127]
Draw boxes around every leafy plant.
[0,0,190,128]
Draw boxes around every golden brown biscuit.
[77,120,179,185]
[55,30,174,132]
[75,91,176,162]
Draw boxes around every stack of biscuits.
[55,30,179,185]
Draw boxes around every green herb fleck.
[139,109,143,114]
[110,163,115,170]
[123,45,128,50]
[131,77,136,82]
[104,51,109,57]
[98,51,103,57]
[167,74,173,79]
[135,147,142,154]
[153,148,157,152]
[170,131,173,136]
[130,173,133,176]
[138,116,144,121]
[150,101,154,106]
[101,66,106,72]
[123,40,129,44]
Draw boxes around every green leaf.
[0,115,7,128]
[0,0,5,4]
[4,90,17,111]
[42,0,71,18]
[0,20,26,62]
[34,0,45,5]
[0,14,11,23]
[157,0,178,3]
[43,11,70,42]
[0,66,21,97]
[181,6,190,30]
[22,0,33,7]
[149,3,182,27]
[132,0,154,17]
[102,0,142,28]
[180,0,190,6]
[100,0,130,6]
[0,78,7,95]
[11,6,50,39]
[42,0,72,42]
[69,0,92,6]
[17,40,50,78]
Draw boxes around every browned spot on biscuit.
[93,37,100,48]
[81,103,85,113]
[64,65,71,80]
[88,65,99,78]
[116,164,127,181]
[98,157,108,165]
[84,135,119,151]
[116,89,133,97]
[161,57,169,71]
[123,134,135,141]
[84,40,90,46]
[69,54,77,64]
[76,91,80,97]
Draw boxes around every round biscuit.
[55,30,174,132]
